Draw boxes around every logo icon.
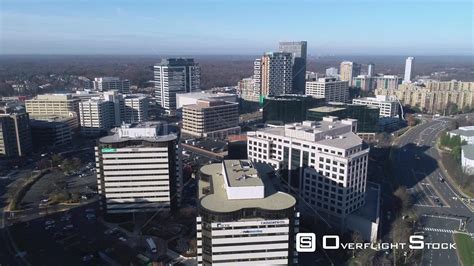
[296,233,316,252]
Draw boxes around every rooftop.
[99,122,177,144]
[450,126,474,137]
[308,106,346,113]
[223,160,263,188]
[198,160,296,213]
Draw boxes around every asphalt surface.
[391,115,474,266]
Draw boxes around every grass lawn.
[454,233,474,266]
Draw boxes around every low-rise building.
[197,160,298,265]
[352,95,399,118]
[262,94,324,124]
[182,99,240,139]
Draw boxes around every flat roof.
[198,161,296,213]
[451,129,474,137]
[316,132,364,149]
[308,106,346,113]
[223,160,263,188]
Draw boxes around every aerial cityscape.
[1,0,473,266]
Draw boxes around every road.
[391,116,474,266]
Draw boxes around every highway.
[391,115,474,266]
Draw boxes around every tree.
[393,186,413,213]
[446,103,459,115]
[51,154,62,167]
[406,114,417,127]
[350,231,364,258]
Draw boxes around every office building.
[197,160,298,265]
[154,58,201,115]
[340,61,361,86]
[305,71,319,81]
[93,77,130,93]
[352,95,399,118]
[26,94,80,129]
[262,94,324,124]
[259,52,293,97]
[182,99,240,139]
[279,41,307,93]
[247,118,369,222]
[403,57,415,83]
[367,63,375,77]
[26,94,80,118]
[30,117,72,149]
[305,77,349,103]
[79,98,115,136]
[0,113,32,157]
[95,122,182,214]
[176,92,237,109]
[307,104,379,133]
[461,145,474,175]
[325,67,339,78]
[376,80,474,114]
[122,95,149,123]
[237,77,259,102]
[449,126,474,145]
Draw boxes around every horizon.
[1,0,472,55]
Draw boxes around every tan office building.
[182,99,240,139]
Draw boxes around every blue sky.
[0,0,472,55]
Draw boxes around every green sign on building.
[101,148,117,153]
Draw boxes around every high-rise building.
[95,122,182,214]
[30,117,72,149]
[367,63,375,77]
[325,67,339,78]
[340,61,361,86]
[260,52,293,97]
[196,160,298,265]
[79,98,115,136]
[182,99,239,139]
[0,113,32,157]
[122,95,149,124]
[93,77,130,93]
[353,95,399,118]
[279,41,307,93]
[403,57,414,83]
[305,77,349,103]
[154,58,201,115]
[247,118,369,222]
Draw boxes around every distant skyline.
[1,0,472,55]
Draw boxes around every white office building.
[154,58,200,115]
[95,122,182,214]
[352,95,399,118]
[403,57,415,83]
[247,117,369,222]
[197,160,298,265]
[93,77,130,93]
[305,77,349,103]
[448,126,474,144]
[79,98,115,136]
